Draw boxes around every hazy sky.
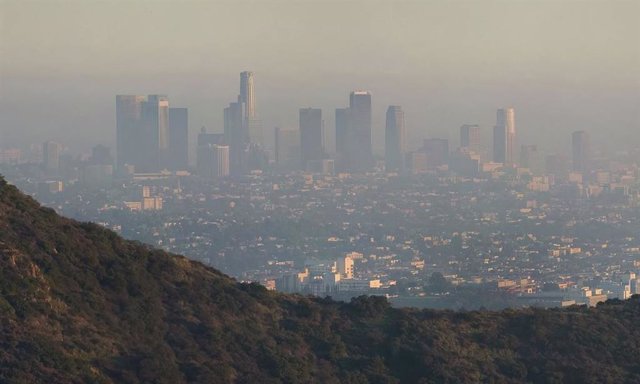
[1,0,638,156]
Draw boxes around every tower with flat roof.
[493,107,515,166]
[385,106,405,172]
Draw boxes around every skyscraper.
[140,95,169,172]
[197,144,229,179]
[116,95,145,171]
[348,91,373,172]
[240,71,262,144]
[493,107,515,166]
[385,106,405,172]
[224,98,247,175]
[240,71,255,119]
[572,130,591,180]
[115,94,171,173]
[299,108,324,170]
[168,107,189,170]
[460,124,481,152]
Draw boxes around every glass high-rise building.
[385,106,405,172]
[224,98,247,175]
[116,95,145,171]
[299,108,324,170]
[116,94,169,173]
[348,91,373,172]
[493,107,515,166]
[141,95,169,172]
[239,71,255,119]
[572,130,591,181]
[240,71,262,144]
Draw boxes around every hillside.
[1,176,639,384]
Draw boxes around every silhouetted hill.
[1,176,639,383]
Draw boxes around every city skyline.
[24,73,618,181]
[19,78,616,179]
[1,1,638,155]
[2,1,640,380]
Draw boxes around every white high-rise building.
[493,107,516,166]
[240,71,255,119]
[240,71,262,144]
[196,144,229,179]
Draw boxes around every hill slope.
[1,176,639,383]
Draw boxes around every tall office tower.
[240,71,255,119]
[385,106,405,172]
[572,130,591,183]
[348,91,373,172]
[299,108,324,170]
[42,141,61,172]
[116,94,170,173]
[167,107,189,170]
[335,108,350,167]
[224,98,248,175]
[141,95,169,172]
[116,95,145,171]
[196,144,229,179]
[275,127,300,171]
[493,108,516,166]
[460,124,481,152]
[240,71,262,144]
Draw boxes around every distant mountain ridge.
[0,175,639,383]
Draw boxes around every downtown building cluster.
[0,70,603,215]
[1,71,630,309]
[110,71,595,187]
[115,71,265,181]
[116,95,188,173]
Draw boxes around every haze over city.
[1,0,638,155]
[3,1,640,381]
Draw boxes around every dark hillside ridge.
[0,176,639,383]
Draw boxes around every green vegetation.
[1,176,639,383]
